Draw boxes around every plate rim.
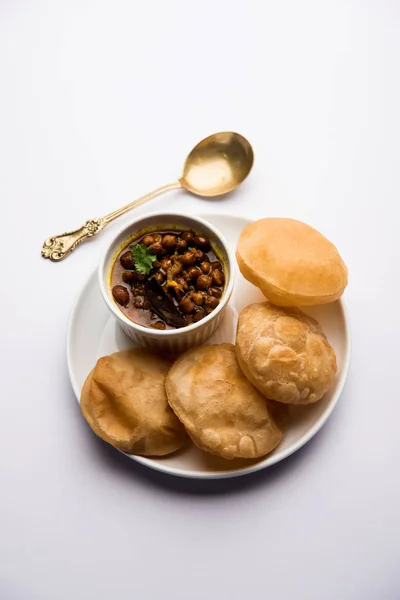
[67,212,351,479]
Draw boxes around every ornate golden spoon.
[41,131,254,262]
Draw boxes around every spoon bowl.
[181,132,254,196]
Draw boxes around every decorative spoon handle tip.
[41,218,107,262]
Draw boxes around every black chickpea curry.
[110,229,226,330]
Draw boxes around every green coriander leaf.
[131,243,157,275]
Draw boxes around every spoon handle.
[41,180,182,262]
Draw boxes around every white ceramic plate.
[67,213,351,479]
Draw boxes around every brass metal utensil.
[41,131,254,262]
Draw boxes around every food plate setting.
[41,132,350,480]
[67,211,350,479]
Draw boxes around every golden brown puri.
[165,343,283,460]
[80,349,187,456]
[236,218,348,306]
[236,302,337,405]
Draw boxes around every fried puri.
[236,218,348,306]
[236,302,337,405]
[81,349,186,456]
[165,343,283,460]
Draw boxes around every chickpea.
[112,285,129,306]
[161,234,177,250]
[194,250,205,263]
[152,321,166,330]
[180,252,196,266]
[153,233,162,243]
[160,257,172,270]
[176,276,189,291]
[204,295,219,312]
[181,231,195,244]
[176,239,187,253]
[120,251,134,270]
[196,275,212,290]
[210,269,225,286]
[200,261,211,274]
[210,260,222,271]
[179,297,195,313]
[193,235,210,251]
[133,270,146,282]
[142,234,154,246]
[181,270,191,282]
[190,292,205,306]
[149,242,163,254]
[122,271,134,283]
[187,266,201,280]
[209,287,222,298]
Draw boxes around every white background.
[0,1,399,599]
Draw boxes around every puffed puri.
[236,218,348,306]
[80,348,187,456]
[165,343,284,460]
[236,302,337,405]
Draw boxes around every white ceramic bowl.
[98,211,235,353]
